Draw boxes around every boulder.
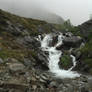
[63,36,82,47]
[0,58,4,64]
[16,36,40,49]
[48,32,60,47]
[24,36,41,48]
[8,63,25,73]
[6,58,25,73]
[36,50,49,70]
[73,60,90,72]
[23,58,33,68]
[49,81,58,88]
[71,50,82,60]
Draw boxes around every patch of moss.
[80,40,92,57]
[84,59,92,67]
[79,38,92,73]
[0,48,25,60]
[60,54,72,69]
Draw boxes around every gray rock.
[49,81,58,88]
[36,50,49,70]
[0,58,4,64]
[7,60,25,73]
[63,36,82,47]
[17,36,40,48]
[88,76,92,90]
[80,86,89,92]
[23,58,32,67]
[71,50,82,60]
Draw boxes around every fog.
[0,0,92,25]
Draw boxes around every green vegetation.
[0,9,92,74]
[80,39,92,71]
[0,9,58,36]
[79,28,92,73]
[60,54,72,69]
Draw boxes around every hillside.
[0,9,92,92]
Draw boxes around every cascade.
[40,34,80,78]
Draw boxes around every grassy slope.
[0,9,64,64]
[0,9,53,61]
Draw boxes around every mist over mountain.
[0,0,64,24]
[0,0,92,25]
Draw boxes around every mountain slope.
[0,9,92,92]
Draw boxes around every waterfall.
[68,55,77,71]
[40,34,80,79]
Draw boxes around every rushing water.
[40,34,80,78]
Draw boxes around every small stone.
[32,85,37,90]
[0,58,4,64]
[49,81,58,88]
[9,63,25,72]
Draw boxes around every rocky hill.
[0,9,92,92]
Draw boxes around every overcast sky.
[0,0,92,25]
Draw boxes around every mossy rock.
[84,59,92,68]
[59,54,73,70]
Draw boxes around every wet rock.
[24,36,37,46]
[73,60,90,72]
[63,36,82,47]
[36,50,49,70]
[71,49,82,60]
[46,33,59,47]
[39,72,51,84]
[51,33,58,46]
[65,32,73,37]
[49,81,58,88]
[80,86,89,92]
[80,75,88,83]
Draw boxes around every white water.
[68,55,77,71]
[40,34,80,79]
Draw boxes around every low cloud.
[0,0,92,25]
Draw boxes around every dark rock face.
[73,60,90,72]
[45,33,59,47]
[23,36,41,48]
[35,50,49,70]
[16,36,41,49]
[56,34,82,50]
[6,21,25,36]
[63,36,82,47]
[78,19,92,40]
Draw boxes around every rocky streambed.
[0,32,92,92]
